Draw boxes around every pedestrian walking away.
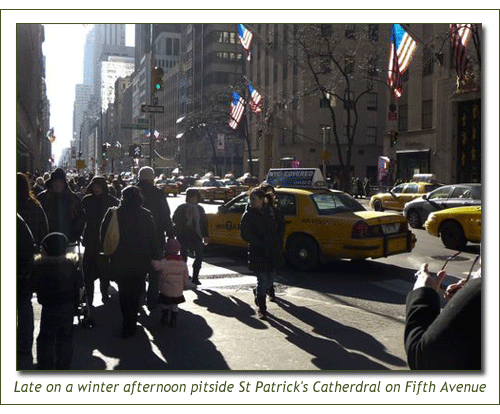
[240,187,281,319]
[151,237,191,327]
[136,166,174,311]
[172,188,209,286]
[81,176,119,310]
[101,186,161,338]
[33,232,83,369]
[37,168,85,244]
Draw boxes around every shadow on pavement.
[70,292,229,370]
[273,297,407,368]
[192,289,268,330]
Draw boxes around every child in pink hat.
[151,238,190,327]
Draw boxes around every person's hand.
[203,237,209,246]
[413,263,447,292]
[444,278,466,299]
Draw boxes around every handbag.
[103,207,120,256]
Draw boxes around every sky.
[42,24,135,162]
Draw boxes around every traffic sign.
[141,105,164,113]
[137,118,149,124]
[121,123,149,130]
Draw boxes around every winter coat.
[81,177,119,251]
[17,213,36,284]
[172,203,208,246]
[136,180,174,249]
[38,187,85,243]
[33,252,83,307]
[18,199,49,247]
[404,277,481,370]
[240,204,279,273]
[100,203,161,275]
[152,255,190,304]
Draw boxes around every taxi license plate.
[382,223,400,235]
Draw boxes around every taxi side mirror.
[422,194,428,200]
[218,205,228,213]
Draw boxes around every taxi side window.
[403,184,419,194]
[276,193,297,216]
[227,194,248,214]
[391,184,405,193]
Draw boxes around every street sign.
[137,117,149,124]
[121,123,149,130]
[141,105,164,113]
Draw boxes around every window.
[367,92,377,111]
[345,24,355,39]
[423,47,434,76]
[311,192,365,215]
[403,184,419,194]
[344,55,355,75]
[398,104,408,132]
[227,194,249,214]
[166,38,172,55]
[391,184,405,194]
[422,100,433,129]
[366,127,377,145]
[173,38,180,56]
[230,32,236,44]
[319,125,331,144]
[368,24,379,42]
[428,187,452,200]
[367,57,378,78]
[275,193,297,216]
[450,186,472,199]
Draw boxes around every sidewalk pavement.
[23,259,409,371]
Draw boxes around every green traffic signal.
[152,66,164,92]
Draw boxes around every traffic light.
[102,144,107,158]
[129,144,141,158]
[152,66,164,92]
[390,130,399,147]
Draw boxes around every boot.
[252,288,258,306]
[267,285,276,302]
[256,296,267,320]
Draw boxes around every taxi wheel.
[440,221,466,250]
[286,235,319,271]
[373,200,384,211]
[407,209,421,228]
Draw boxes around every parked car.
[403,183,481,228]
[206,187,416,271]
[369,181,442,212]
[424,206,481,250]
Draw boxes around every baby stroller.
[68,239,94,328]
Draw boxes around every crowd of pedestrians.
[16,166,480,371]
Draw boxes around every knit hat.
[41,232,68,256]
[138,166,155,182]
[46,168,67,188]
[165,237,180,255]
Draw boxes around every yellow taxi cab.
[369,175,441,212]
[194,178,236,203]
[424,205,481,250]
[206,168,416,270]
[155,179,180,196]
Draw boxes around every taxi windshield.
[311,192,365,215]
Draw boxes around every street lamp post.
[321,126,331,179]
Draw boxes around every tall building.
[73,84,93,159]
[17,24,50,173]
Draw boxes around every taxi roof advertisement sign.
[266,168,324,188]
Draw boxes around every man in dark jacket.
[404,263,481,370]
[37,168,85,244]
[240,187,279,319]
[81,176,119,306]
[136,166,174,311]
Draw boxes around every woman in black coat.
[240,187,280,319]
[101,186,161,338]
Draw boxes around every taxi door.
[207,193,248,247]
[385,184,406,210]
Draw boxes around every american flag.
[248,83,263,113]
[450,24,473,81]
[229,91,245,130]
[238,24,253,60]
[388,24,417,99]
